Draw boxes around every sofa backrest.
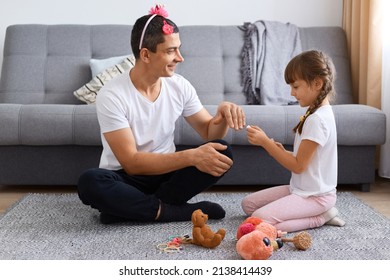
[0,24,353,105]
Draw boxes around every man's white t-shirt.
[96,70,203,170]
[290,105,338,197]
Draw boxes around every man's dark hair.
[131,15,179,59]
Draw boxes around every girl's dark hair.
[131,14,179,59]
[284,50,336,134]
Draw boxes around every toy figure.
[191,209,226,249]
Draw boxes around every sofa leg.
[360,183,371,192]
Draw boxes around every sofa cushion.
[176,26,225,105]
[90,54,130,77]
[73,55,135,104]
[0,104,101,145]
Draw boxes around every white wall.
[0,0,343,76]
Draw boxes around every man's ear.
[139,48,151,63]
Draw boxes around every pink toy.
[236,217,312,259]
[236,217,283,260]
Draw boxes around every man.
[77,7,245,224]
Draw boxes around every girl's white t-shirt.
[290,105,338,197]
[96,71,203,170]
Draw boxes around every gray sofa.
[0,24,386,191]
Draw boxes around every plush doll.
[236,216,284,241]
[191,209,226,249]
[236,217,313,259]
[236,217,283,260]
[236,230,276,260]
[236,216,262,240]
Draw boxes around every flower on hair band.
[139,4,171,49]
[149,4,169,18]
[162,20,174,35]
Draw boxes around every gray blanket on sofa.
[241,20,302,105]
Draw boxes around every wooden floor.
[1,176,390,218]
[345,176,390,218]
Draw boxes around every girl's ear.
[313,77,324,90]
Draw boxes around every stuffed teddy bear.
[236,216,283,260]
[191,209,226,249]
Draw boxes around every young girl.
[242,50,345,233]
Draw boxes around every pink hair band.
[139,14,158,50]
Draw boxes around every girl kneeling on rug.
[242,50,345,233]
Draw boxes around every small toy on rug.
[191,209,226,249]
[236,216,283,260]
[281,231,312,250]
[157,234,193,253]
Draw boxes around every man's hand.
[213,102,246,131]
[193,142,233,177]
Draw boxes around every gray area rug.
[0,192,389,260]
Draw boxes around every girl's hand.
[247,125,288,151]
[246,125,269,146]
